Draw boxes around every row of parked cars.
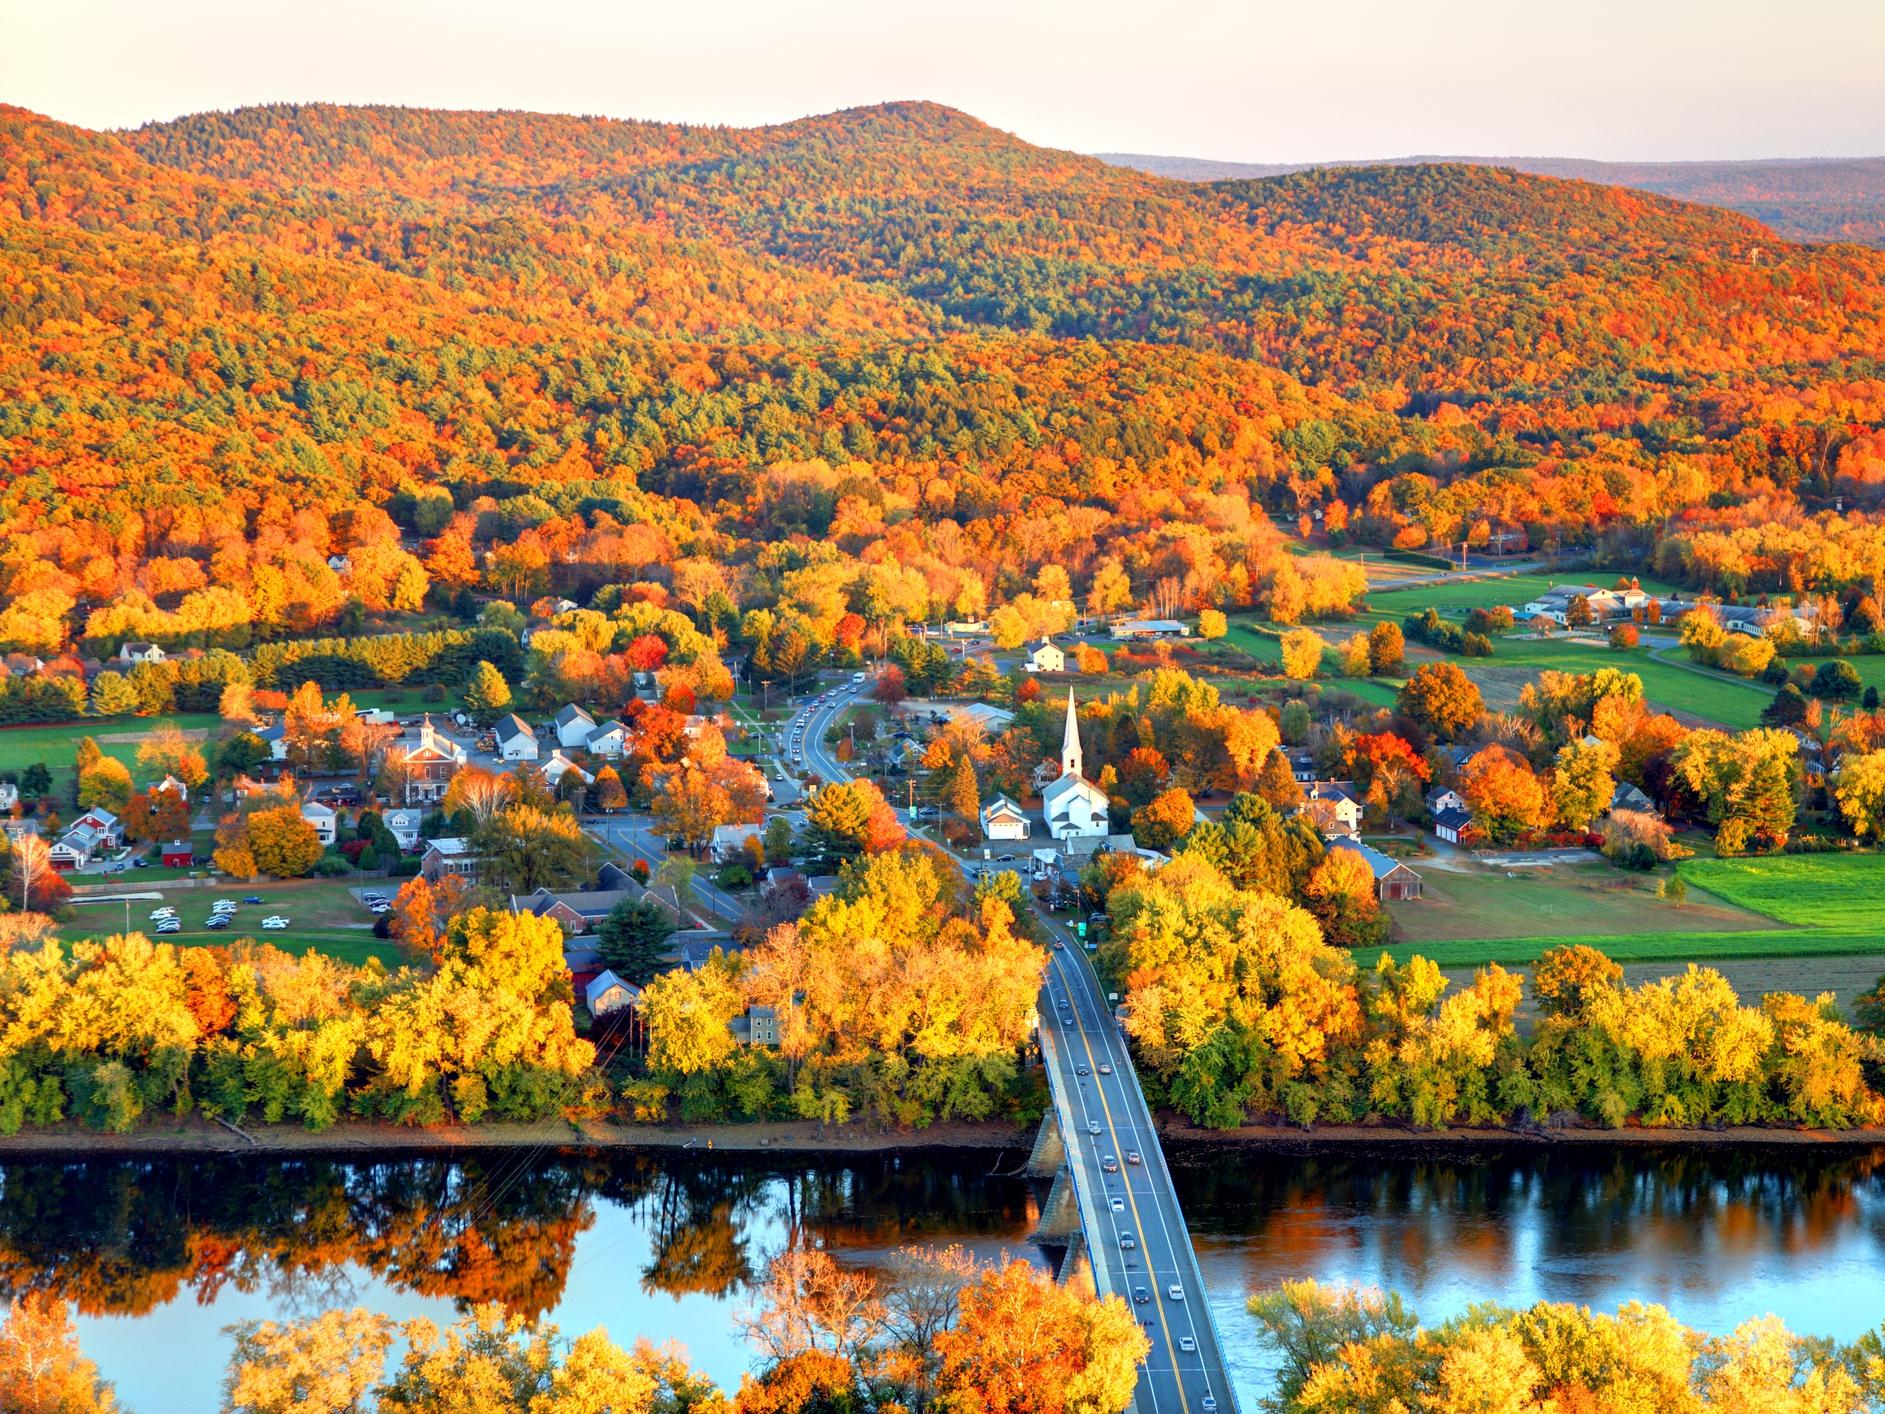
[148,898,287,933]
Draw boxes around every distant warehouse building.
[1110,618,1191,639]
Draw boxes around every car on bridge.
[1110,1197,1125,1212]
[1098,1063,1113,1075]
[1075,1064,1089,1076]
[1126,1150,1141,1165]
[1118,1232,1135,1249]
[1087,1120,1101,1136]
[1132,1286,1149,1305]
[1167,1285,1184,1302]
[1101,1155,1118,1173]
[1180,1336,1196,1353]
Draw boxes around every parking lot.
[65,879,398,967]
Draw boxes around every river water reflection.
[5,1142,1883,1410]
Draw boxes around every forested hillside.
[1101,150,1885,247]
[2,99,1884,658]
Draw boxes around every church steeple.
[1060,687,1083,780]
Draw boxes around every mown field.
[1379,853,1885,969]
[1393,863,1772,945]
[0,713,222,779]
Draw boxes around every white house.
[711,822,764,863]
[542,751,594,790]
[300,799,338,846]
[554,704,597,750]
[117,642,166,665]
[1041,690,1109,841]
[494,713,540,762]
[1425,786,1466,818]
[585,969,642,1019]
[1298,782,1362,839]
[155,773,190,803]
[585,720,629,759]
[1026,638,1066,674]
[382,807,423,851]
[980,794,1031,841]
[0,783,17,812]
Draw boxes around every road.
[583,813,745,924]
[795,677,1238,1413]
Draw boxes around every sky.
[8,0,1885,162]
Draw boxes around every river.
[6,1141,1885,1410]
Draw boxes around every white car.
[1168,1285,1184,1302]
[211,902,237,914]
[1180,1336,1197,1353]
[155,920,181,934]
[149,908,176,920]
[261,916,291,930]
[852,672,866,683]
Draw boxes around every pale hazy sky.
[8,0,1884,161]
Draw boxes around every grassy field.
[1393,863,1773,945]
[62,877,397,967]
[1454,639,1770,729]
[0,713,223,779]
[1359,572,1687,620]
[1379,853,1885,969]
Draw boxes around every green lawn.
[62,878,398,967]
[0,713,223,780]
[1375,853,1885,968]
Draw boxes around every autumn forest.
[4,99,1885,665]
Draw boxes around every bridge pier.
[1056,1231,1096,1296]
[1032,1163,1081,1241]
[1024,1109,1065,1178]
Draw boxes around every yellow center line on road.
[1055,948,1190,1414]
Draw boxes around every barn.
[1330,837,1424,901]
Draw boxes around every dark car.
[1133,1286,1150,1305]
[243,895,265,905]
[1119,1233,1136,1250]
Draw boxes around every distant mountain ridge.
[1096,151,1885,246]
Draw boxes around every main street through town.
[793,679,1238,1414]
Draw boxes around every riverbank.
[5,1111,1885,1159]
[0,1115,1033,1158]
[1160,1117,1885,1151]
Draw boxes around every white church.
[1041,688,1110,840]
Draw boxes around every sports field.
[61,878,398,967]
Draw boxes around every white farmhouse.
[494,713,540,762]
[1026,638,1066,674]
